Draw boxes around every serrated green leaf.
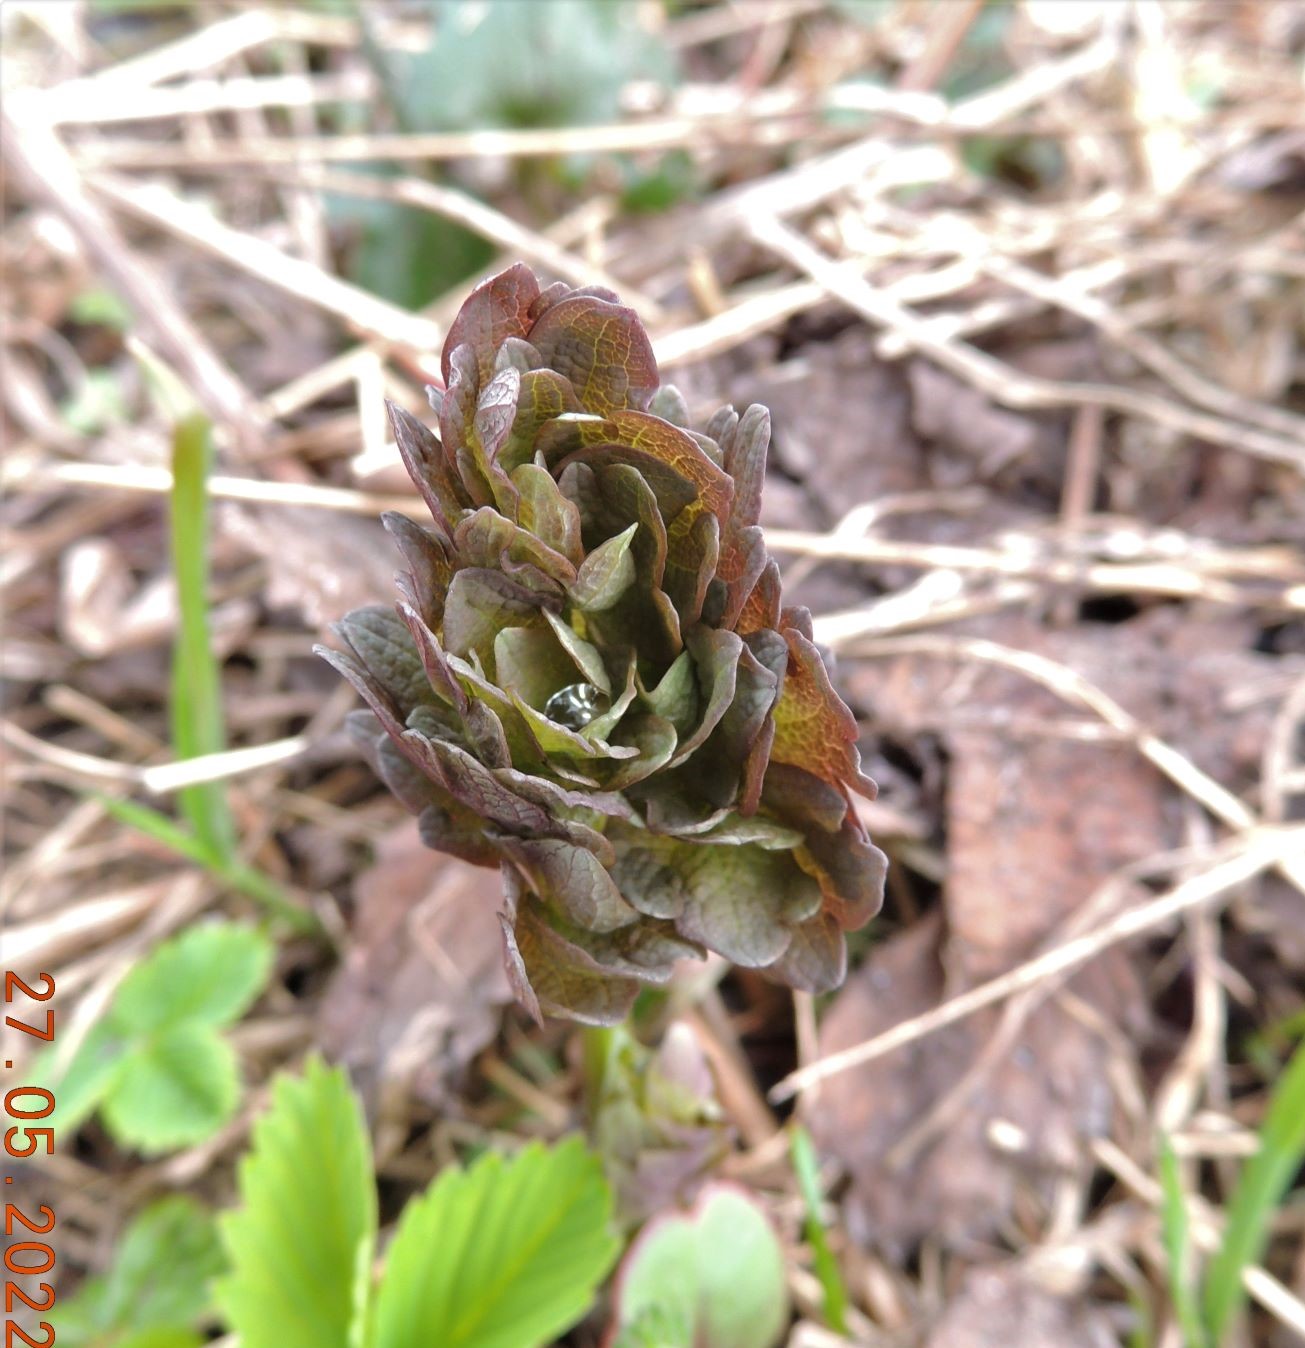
[371,1137,619,1348]
[611,1185,787,1348]
[42,925,275,1155]
[215,1058,376,1348]
[101,1025,240,1155]
[111,922,273,1033]
[56,1196,223,1348]
[38,1019,133,1137]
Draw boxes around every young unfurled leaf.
[571,523,638,611]
[609,1185,789,1348]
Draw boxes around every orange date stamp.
[3,972,56,1347]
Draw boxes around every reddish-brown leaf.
[442,261,540,384]
[526,295,659,415]
[549,410,734,527]
[769,628,874,795]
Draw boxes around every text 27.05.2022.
[4,971,56,1348]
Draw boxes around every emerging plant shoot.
[322,264,886,1024]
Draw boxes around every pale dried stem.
[87,173,443,358]
[771,826,1301,1102]
[1,109,260,444]
[61,8,358,91]
[1093,1137,1305,1338]
[771,526,1305,611]
[750,215,1305,473]
[4,458,417,516]
[11,68,374,127]
[1,718,308,794]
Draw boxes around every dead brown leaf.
[908,359,1052,487]
[806,915,1125,1253]
[223,503,399,630]
[318,820,512,1155]
[924,1264,1119,1348]
[732,329,928,520]
[821,607,1305,1251]
[813,616,1172,1250]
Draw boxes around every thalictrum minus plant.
[322,263,887,1024]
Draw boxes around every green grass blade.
[1157,1136,1207,1348]
[1204,1037,1305,1340]
[101,796,319,934]
[790,1124,849,1335]
[1244,1007,1305,1077]
[100,795,220,868]
[216,859,319,935]
[170,413,236,862]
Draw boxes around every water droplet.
[543,682,608,730]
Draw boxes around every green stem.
[170,412,237,862]
[581,1023,621,1116]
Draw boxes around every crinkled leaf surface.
[571,522,638,611]
[324,262,886,1021]
[769,629,869,792]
